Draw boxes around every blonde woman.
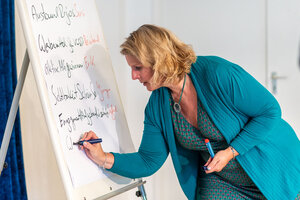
[80,24,300,200]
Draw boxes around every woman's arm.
[225,64,282,155]
[201,58,280,172]
[81,98,169,178]
[107,101,169,178]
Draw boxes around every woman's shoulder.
[194,56,237,69]
[191,56,238,78]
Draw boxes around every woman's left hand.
[204,147,237,173]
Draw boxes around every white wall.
[154,0,267,83]
[16,0,269,200]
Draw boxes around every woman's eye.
[134,66,142,70]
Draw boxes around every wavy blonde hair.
[120,24,196,85]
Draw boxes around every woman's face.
[125,55,158,91]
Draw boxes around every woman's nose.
[132,70,140,80]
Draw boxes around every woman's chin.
[143,82,159,91]
[144,83,153,91]
[146,85,159,91]
[146,86,153,91]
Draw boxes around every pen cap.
[205,139,210,144]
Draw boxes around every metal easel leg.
[136,183,147,200]
[0,50,29,175]
[95,179,147,200]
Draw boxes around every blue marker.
[205,139,215,158]
[202,139,214,171]
[73,138,102,145]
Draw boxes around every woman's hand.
[79,131,107,168]
[204,147,238,173]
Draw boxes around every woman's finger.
[80,132,87,140]
[82,132,93,141]
[208,157,218,168]
[206,155,221,173]
[204,157,212,166]
[83,141,97,152]
[88,131,99,139]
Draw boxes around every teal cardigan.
[109,56,300,200]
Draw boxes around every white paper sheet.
[25,0,122,188]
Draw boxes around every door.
[268,0,300,137]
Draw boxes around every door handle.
[271,72,287,95]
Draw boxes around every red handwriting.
[96,81,111,102]
[107,104,117,120]
[83,34,100,46]
[74,3,85,17]
[84,55,95,69]
[95,81,116,120]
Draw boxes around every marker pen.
[73,138,102,145]
[205,139,215,158]
[203,139,215,171]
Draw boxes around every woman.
[80,24,300,199]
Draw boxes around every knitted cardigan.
[109,56,300,200]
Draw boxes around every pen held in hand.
[73,138,102,145]
[202,139,214,171]
[205,139,215,158]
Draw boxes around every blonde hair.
[120,24,196,85]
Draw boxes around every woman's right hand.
[79,131,106,167]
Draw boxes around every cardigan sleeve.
[217,63,282,155]
[108,97,169,178]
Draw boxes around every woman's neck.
[167,75,189,102]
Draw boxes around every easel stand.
[96,179,147,200]
[0,50,29,176]
[0,50,147,200]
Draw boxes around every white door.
[268,0,300,137]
